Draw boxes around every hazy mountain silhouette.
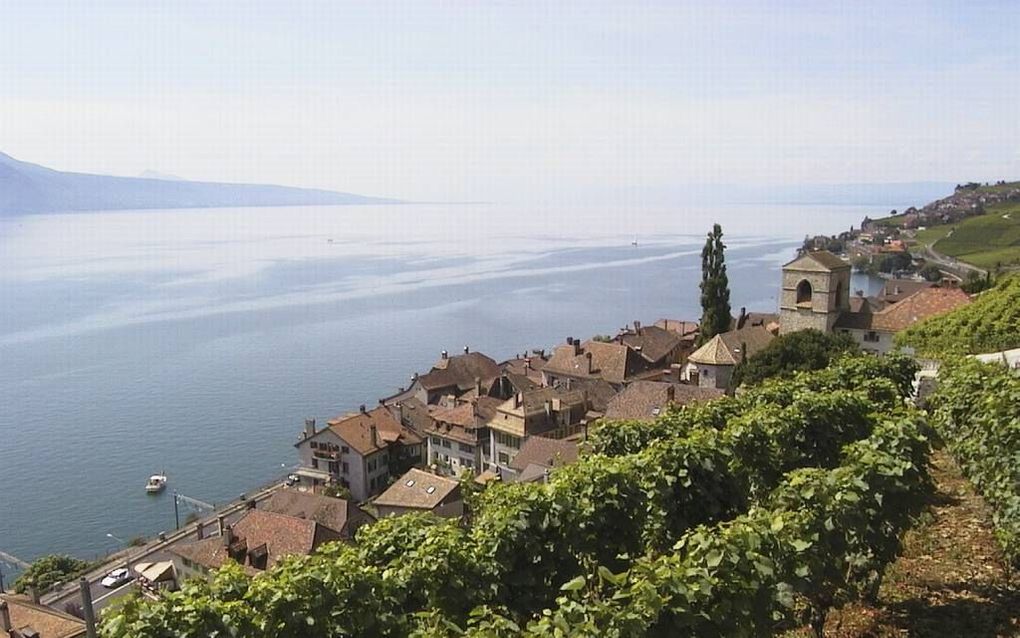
[0,152,399,215]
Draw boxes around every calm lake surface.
[0,202,891,570]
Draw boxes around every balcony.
[313,450,340,460]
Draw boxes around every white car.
[100,568,132,589]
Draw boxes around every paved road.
[45,481,285,614]
[916,241,987,279]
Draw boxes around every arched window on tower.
[796,279,812,306]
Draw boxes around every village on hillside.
[2,244,984,638]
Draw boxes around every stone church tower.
[778,251,851,334]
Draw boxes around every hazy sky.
[2,1,1018,201]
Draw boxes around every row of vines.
[101,355,927,638]
[897,274,1020,356]
[929,358,1020,572]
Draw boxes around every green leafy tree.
[322,483,352,500]
[731,329,858,387]
[698,223,732,345]
[919,263,943,282]
[13,554,90,594]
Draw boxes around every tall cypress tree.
[698,223,732,345]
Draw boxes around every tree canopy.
[731,329,858,387]
[698,223,732,345]
[12,554,91,594]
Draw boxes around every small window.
[796,279,812,305]
[426,486,436,494]
[405,479,416,487]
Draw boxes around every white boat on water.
[145,472,167,493]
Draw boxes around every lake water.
[0,202,891,572]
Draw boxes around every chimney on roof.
[464,345,470,354]
[79,576,98,638]
[370,424,380,448]
[441,350,448,360]
[217,515,226,536]
[27,585,39,604]
[246,498,257,511]
[412,372,419,382]
[304,418,316,438]
[359,404,367,414]
[586,351,593,374]
[514,392,522,408]
[737,307,747,329]
[196,522,205,540]
[566,336,574,346]
[222,524,234,547]
[634,320,641,334]
[544,399,552,420]
[666,385,676,403]
[0,600,10,634]
[475,377,483,396]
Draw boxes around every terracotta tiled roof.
[543,340,642,384]
[879,279,935,303]
[783,250,850,271]
[509,437,579,472]
[417,352,500,391]
[620,325,685,363]
[263,491,371,537]
[687,326,776,366]
[653,319,700,339]
[604,381,723,421]
[848,296,886,314]
[488,372,539,398]
[500,355,548,379]
[327,406,422,456]
[837,286,970,333]
[170,510,334,573]
[395,397,436,434]
[373,468,460,510]
[508,387,587,416]
[871,286,971,332]
[557,378,617,413]
[0,594,86,638]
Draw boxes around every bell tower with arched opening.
[778,250,851,334]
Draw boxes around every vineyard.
[928,358,1020,571]
[897,275,1020,356]
[101,355,928,638]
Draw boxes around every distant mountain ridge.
[0,152,400,215]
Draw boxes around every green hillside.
[897,275,1020,355]
[928,202,1020,269]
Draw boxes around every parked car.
[100,567,132,588]
[285,474,300,487]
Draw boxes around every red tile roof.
[170,509,336,573]
[373,468,460,510]
[871,286,971,332]
[327,406,422,456]
[509,437,579,472]
[604,381,723,421]
[0,594,85,638]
